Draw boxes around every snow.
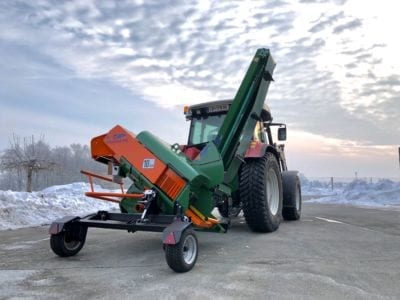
[304,178,400,209]
[301,180,339,197]
[0,182,117,230]
[1,178,400,231]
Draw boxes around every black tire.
[50,225,87,257]
[217,203,229,218]
[217,192,241,218]
[241,152,283,232]
[165,229,198,273]
[282,171,302,220]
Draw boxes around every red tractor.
[182,99,302,231]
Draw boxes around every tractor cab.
[183,100,287,171]
[184,100,273,153]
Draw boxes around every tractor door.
[188,114,226,146]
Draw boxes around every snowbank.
[301,180,339,197]
[306,179,400,209]
[1,178,400,231]
[0,182,117,230]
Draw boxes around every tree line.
[0,135,106,192]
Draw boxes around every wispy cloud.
[309,11,345,33]
[333,18,362,34]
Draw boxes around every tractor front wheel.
[241,153,283,232]
[50,225,87,257]
[165,229,198,273]
[282,171,302,220]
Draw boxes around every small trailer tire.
[282,171,302,221]
[165,229,198,273]
[50,225,87,257]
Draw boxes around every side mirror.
[278,127,287,141]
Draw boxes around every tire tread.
[240,153,282,232]
[165,229,198,273]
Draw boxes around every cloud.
[340,43,386,56]
[286,130,397,177]
[309,11,344,33]
[333,18,362,34]
[300,0,347,4]
[0,0,399,157]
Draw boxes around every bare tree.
[0,134,109,191]
[0,134,55,192]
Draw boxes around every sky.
[0,0,399,178]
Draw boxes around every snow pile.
[299,174,346,196]
[301,180,339,196]
[307,179,400,208]
[0,182,118,230]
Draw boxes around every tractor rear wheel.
[50,225,87,257]
[282,171,302,220]
[241,153,283,232]
[165,228,198,273]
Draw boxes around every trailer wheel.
[282,171,302,221]
[241,153,283,232]
[165,229,198,273]
[50,225,87,257]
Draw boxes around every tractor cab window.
[253,121,266,142]
[188,114,226,145]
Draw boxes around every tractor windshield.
[188,114,226,145]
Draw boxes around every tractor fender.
[162,219,192,245]
[48,216,81,235]
[244,142,279,160]
[244,141,267,158]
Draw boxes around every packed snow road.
[0,202,399,299]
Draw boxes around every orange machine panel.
[91,134,115,159]
[103,125,167,183]
[155,168,186,200]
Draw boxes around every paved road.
[1,202,399,299]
